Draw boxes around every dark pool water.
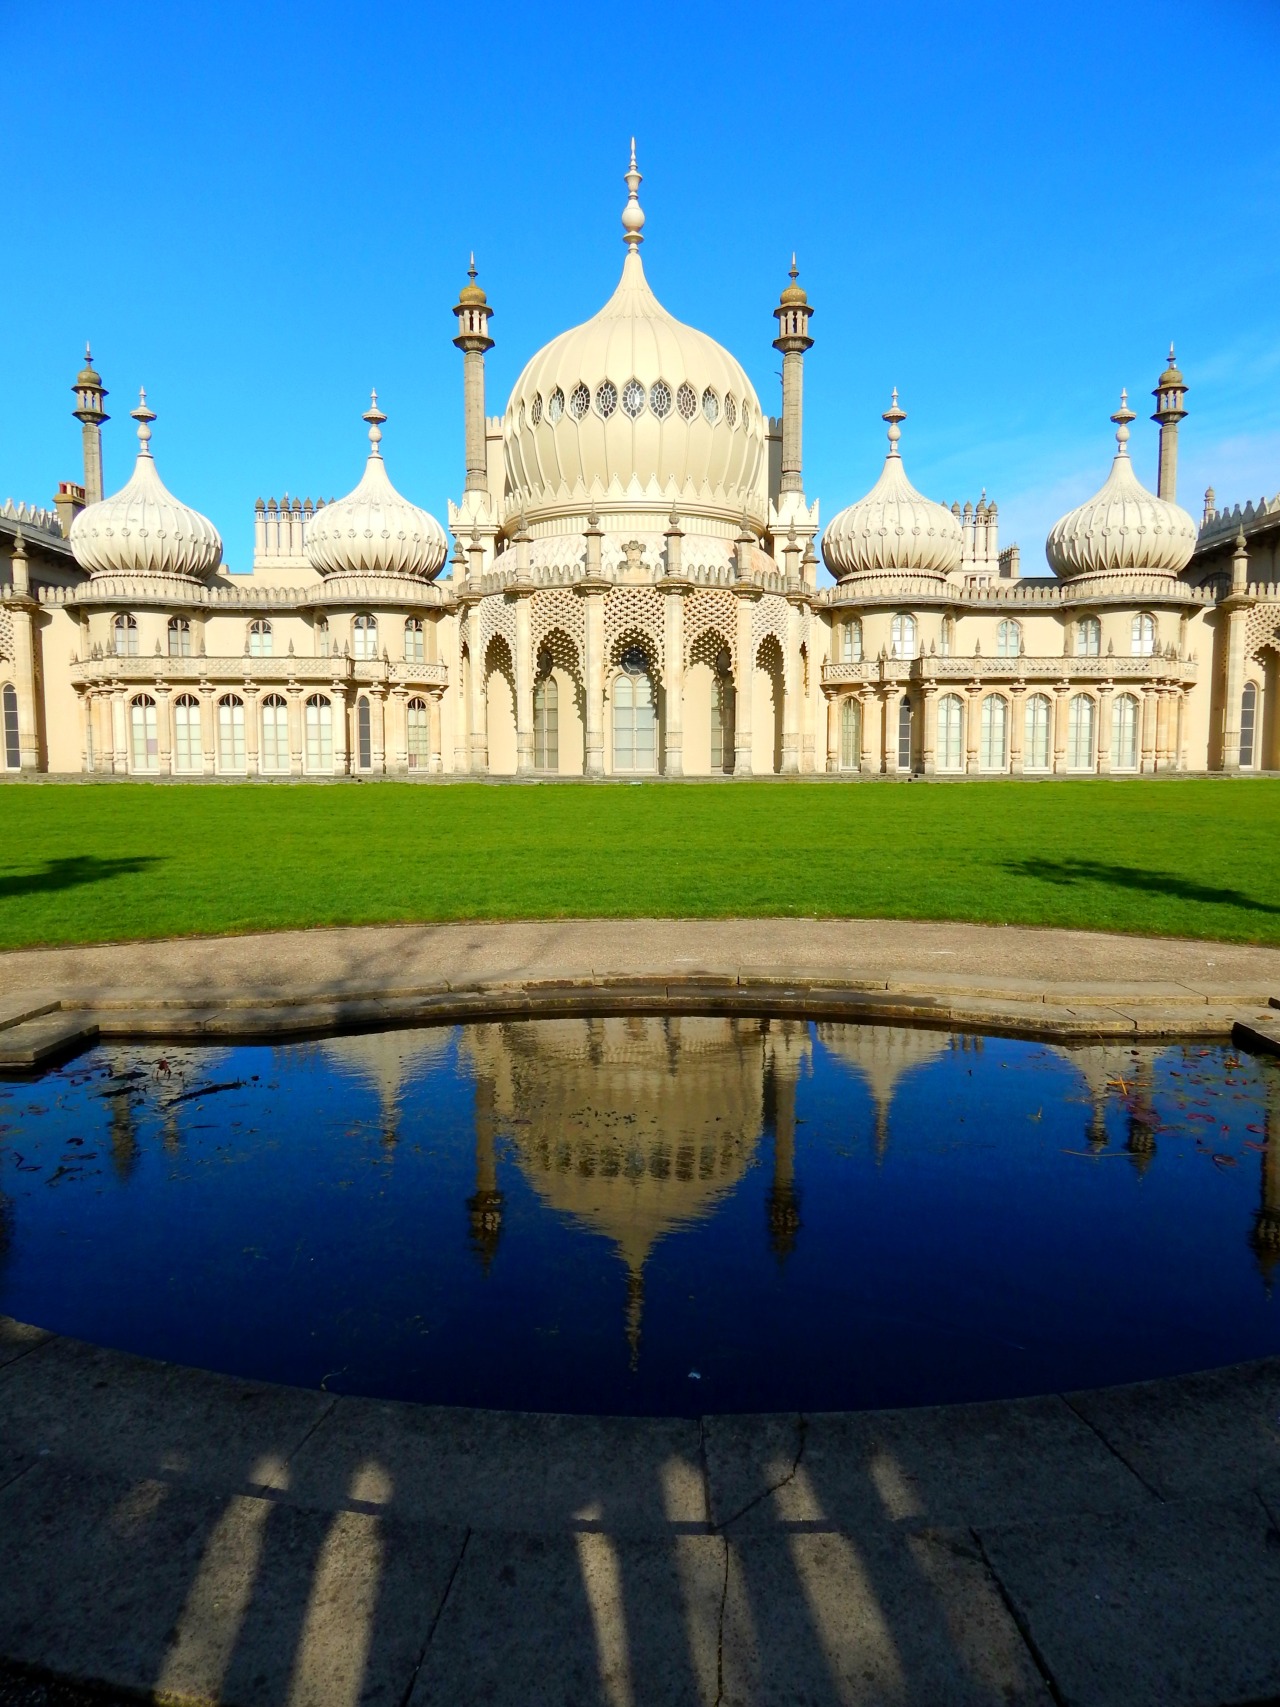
[0,1017,1277,1415]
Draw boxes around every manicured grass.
[1,777,1278,950]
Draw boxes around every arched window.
[113,614,138,657]
[316,618,330,659]
[168,616,191,658]
[890,614,917,661]
[3,683,20,769]
[404,617,425,664]
[980,693,1009,770]
[1111,692,1140,770]
[534,673,558,770]
[261,693,289,772]
[247,619,272,658]
[1068,693,1096,770]
[613,648,656,773]
[710,651,734,772]
[173,694,202,772]
[353,614,378,660]
[897,694,913,771]
[1024,693,1051,770]
[940,615,955,658]
[937,693,964,770]
[1241,682,1258,769]
[356,695,372,770]
[1131,612,1156,657]
[407,697,430,771]
[839,617,862,664]
[839,698,861,771]
[218,694,246,771]
[1077,616,1101,657]
[305,695,333,772]
[996,619,1021,659]
[129,694,158,771]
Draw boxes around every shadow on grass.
[0,855,160,902]
[1005,857,1280,917]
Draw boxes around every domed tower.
[1151,345,1188,502]
[303,394,448,579]
[72,344,109,506]
[770,258,820,567]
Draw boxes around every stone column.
[200,687,217,777]
[1222,589,1251,772]
[1009,684,1025,776]
[781,597,802,774]
[244,686,260,774]
[287,687,303,776]
[826,694,840,773]
[662,581,687,777]
[921,683,937,776]
[882,687,897,775]
[469,621,488,775]
[371,686,387,775]
[388,687,408,774]
[859,687,877,775]
[332,684,350,776]
[965,685,981,775]
[1050,684,1068,773]
[155,687,173,774]
[513,588,534,775]
[1096,683,1113,776]
[1154,686,1171,772]
[1140,687,1157,774]
[733,590,755,776]
[429,692,443,774]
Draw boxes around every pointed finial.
[883,388,906,455]
[85,340,93,364]
[1168,341,1176,364]
[468,252,477,284]
[622,139,645,251]
[1111,388,1135,454]
[131,387,156,454]
[363,388,387,455]
[790,252,798,282]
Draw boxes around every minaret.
[452,257,494,496]
[1151,344,1188,502]
[772,257,814,496]
[72,343,109,505]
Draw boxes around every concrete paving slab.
[0,995,59,1033]
[706,1396,1150,1535]
[1065,1357,1280,1501]
[0,1016,97,1072]
[1235,1013,1280,1058]
[0,1334,333,1493]
[0,1316,51,1370]
[979,1492,1280,1707]
[721,1524,1049,1706]
[275,1396,707,1533]
[0,1458,464,1707]
[409,1529,725,1707]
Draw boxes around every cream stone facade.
[3,150,1278,781]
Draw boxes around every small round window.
[547,387,565,424]
[621,379,645,420]
[724,392,737,427]
[621,646,649,675]
[677,382,698,422]
[530,393,542,426]
[702,388,720,424]
[595,380,618,419]
[650,380,672,419]
[537,647,553,676]
[569,383,590,421]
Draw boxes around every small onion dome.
[821,392,962,580]
[70,390,222,579]
[75,343,103,389]
[778,254,808,308]
[457,254,487,308]
[1045,392,1198,579]
[304,393,449,579]
[1157,345,1184,390]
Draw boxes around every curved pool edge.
[1,1312,1279,1705]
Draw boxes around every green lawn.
[1,777,1278,950]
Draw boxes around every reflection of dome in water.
[319,1028,453,1135]
[815,1024,952,1157]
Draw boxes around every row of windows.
[121,692,433,773]
[110,614,430,663]
[838,690,1152,772]
[835,613,1163,664]
[522,379,744,430]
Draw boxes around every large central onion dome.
[1046,393,1198,578]
[70,391,222,579]
[502,144,767,535]
[304,394,448,578]
[822,393,962,581]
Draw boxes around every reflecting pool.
[1,1018,1277,1415]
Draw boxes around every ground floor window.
[357,695,372,770]
[305,695,333,773]
[1241,682,1258,769]
[130,694,158,772]
[839,697,860,770]
[980,693,1008,771]
[407,697,430,770]
[1025,694,1051,770]
[1068,693,1096,770]
[261,694,289,772]
[534,674,558,770]
[2,683,18,769]
[937,693,963,771]
[897,695,912,771]
[218,694,246,771]
[1111,693,1139,770]
[710,664,734,772]
[173,694,202,772]
[613,651,656,773]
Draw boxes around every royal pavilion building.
[2,147,1277,782]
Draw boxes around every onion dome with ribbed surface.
[304,394,449,578]
[821,393,962,580]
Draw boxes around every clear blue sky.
[2,0,1278,577]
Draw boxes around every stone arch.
[537,626,585,775]
[485,634,517,775]
[686,627,736,776]
[754,634,784,775]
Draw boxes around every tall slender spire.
[622,138,645,251]
[1111,388,1135,457]
[883,388,906,457]
[363,389,387,457]
[130,388,156,457]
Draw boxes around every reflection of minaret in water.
[764,1034,802,1263]
[1125,1056,1158,1175]
[1250,1068,1280,1287]
[467,1074,504,1272]
[109,1091,140,1181]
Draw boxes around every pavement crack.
[275,1394,340,1481]
[0,1332,59,1377]
[972,1528,1067,1707]
[1061,1394,1165,1503]
[714,1413,808,1533]
[0,1456,38,1498]
[398,1526,471,1707]
[713,1532,729,1707]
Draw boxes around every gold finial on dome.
[622,138,645,250]
[130,387,156,455]
[883,387,906,456]
[1111,388,1136,454]
[363,389,387,456]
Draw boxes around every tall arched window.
[840,698,861,770]
[1111,692,1139,770]
[218,694,246,771]
[1024,693,1051,770]
[940,615,955,658]
[407,697,430,771]
[261,693,289,772]
[710,652,734,772]
[305,694,333,772]
[534,673,559,770]
[113,614,138,657]
[1241,682,1258,769]
[1077,616,1101,657]
[3,683,20,769]
[890,614,917,661]
[353,614,378,660]
[1068,693,1096,770]
[356,695,372,770]
[980,693,1008,770]
[129,694,158,771]
[173,694,202,772]
[996,620,1021,659]
[613,648,656,773]
[839,617,862,664]
[404,617,426,664]
[316,618,331,659]
[937,693,964,770]
[897,694,913,770]
[168,617,191,658]
[1131,612,1156,657]
[247,619,272,658]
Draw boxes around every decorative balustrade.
[70,655,449,690]
[821,653,1198,688]
[38,574,451,611]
